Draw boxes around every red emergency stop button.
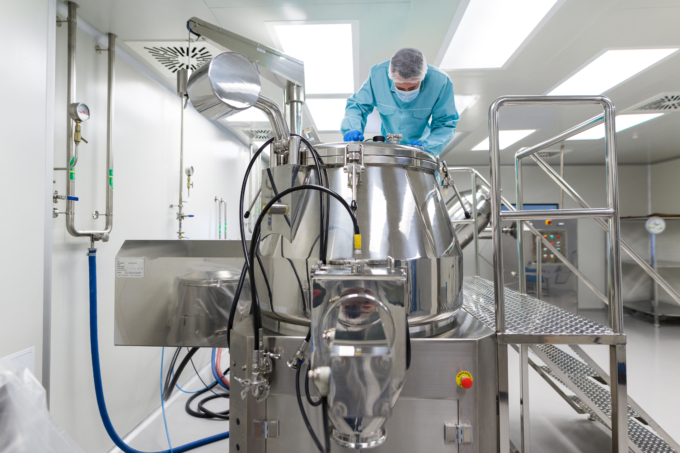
[456,371,473,389]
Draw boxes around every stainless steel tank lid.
[300,142,438,170]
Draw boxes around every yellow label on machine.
[353,234,361,249]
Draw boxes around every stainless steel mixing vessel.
[254,142,464,337]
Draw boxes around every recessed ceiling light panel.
[567,113,663,140]
[549,49,678,96]
[440,0,561,70]
[271,23,355,95]
[472,130,536,151]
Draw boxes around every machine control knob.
[456,371,473,389]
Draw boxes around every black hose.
[293,135,330,264]
[282,239,306,311]
[185,384,230,420]
[197,394,230,420]
[406,320,411,370]
[226,261,248,349]
[248,185,360,350]
[239,138,275,269]
[163,348,181,396]
[184,365,231,420]
[321,396,331,453]
[296,360,324,452]
[255,252,274,312]
[292,135,326,263]
[305,361,322,407]
[163,347,199,401]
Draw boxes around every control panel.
[534,229,567,264]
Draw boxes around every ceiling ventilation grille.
[125,41,224,81]
[630,93,680,113]
[144,45,212,73]
[242,129,275,141]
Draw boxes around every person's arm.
[421,77,459,156]
[341,75,376,135]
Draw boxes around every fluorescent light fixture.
[549,49,678,96]
[440,0,560,69]
[454,94,477,116]
[306,98,348,131]
[272,23,354,94]
[472,130,536,151]
[226,108,268,122]
[567,113,663,140]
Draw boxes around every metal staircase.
[449,95,680,453]
[462,277,679,453]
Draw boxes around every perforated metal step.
[535,345,676,453]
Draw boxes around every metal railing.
[449,95,679,453]
[488,95,627,453]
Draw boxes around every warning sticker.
[116,257,145,278]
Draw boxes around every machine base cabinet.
[229,310,498,453]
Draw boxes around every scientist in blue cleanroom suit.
[341,48,459,156]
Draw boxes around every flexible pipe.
[215,349,230,388]
[211,348,229,390]
[88,250,228,452]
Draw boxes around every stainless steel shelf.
[463,277,622,344]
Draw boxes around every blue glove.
[408,140,424,147]
[344,130,364,142]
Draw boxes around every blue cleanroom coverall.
[340,61,459,156]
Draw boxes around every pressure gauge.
[68,102,90,122]
[645,216,665,235]
[185,166,194,177]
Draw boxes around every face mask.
[395,87,419,103]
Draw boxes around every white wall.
[0,0,54,383]
[651,158,680,214]
[50,26,248,452]
[455,164,648,309]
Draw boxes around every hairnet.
[388,48,427,83]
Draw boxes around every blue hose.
[88,250,229,453]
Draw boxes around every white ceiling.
[67,0,680,165]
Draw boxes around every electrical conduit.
[88,249,229,452]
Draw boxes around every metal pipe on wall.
[64,2,114,241]
[104,33,115,233]
[176,69,188,239]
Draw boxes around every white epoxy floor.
[123,310,680,453]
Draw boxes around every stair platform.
[463,276,624,345]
